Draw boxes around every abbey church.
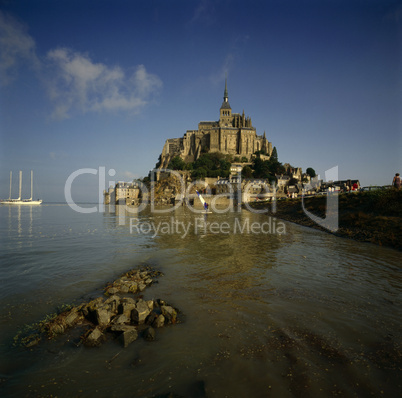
[159,80,273,167]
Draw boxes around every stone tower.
[219,78,232,127]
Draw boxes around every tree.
[190,153,232,179]
[271,146,278,162]
[184,162,193,171]
[288,177,299,186]
[253,157,275,180]
[219,158,231,172]
[251,152,287,182]
[306,167,316,178]
[242,165,253,179]
[168,156,186,170]
[193,154,214,170]
[191,167,207,179]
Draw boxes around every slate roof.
[220,101,231,109]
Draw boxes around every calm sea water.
[0,204,401,397]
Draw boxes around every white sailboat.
[1,170,42,205]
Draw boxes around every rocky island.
[15,267,180,349]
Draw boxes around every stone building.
[275,175,291,193]
[159,80,273,168]
[283,164,303,181]
[104,181,141,205]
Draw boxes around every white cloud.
[0,11,162,119]
[0,11,40,85]
[45,48,163,119]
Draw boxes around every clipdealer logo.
[64,166,339,235]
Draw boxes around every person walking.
[392,173,401,190]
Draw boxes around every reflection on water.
[0,204,401,397]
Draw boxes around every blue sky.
[0,0,401,202]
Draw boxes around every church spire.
[219,74,231,125]
[220,74,231,111]
[223,75,228,102]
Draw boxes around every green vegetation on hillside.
[167,156,187,171]
[167,153,232,179]
[251,156,285,182]
[247,147,285,182]
[164,146,316,184]
[191,153,231,179]
[167,146,290,182]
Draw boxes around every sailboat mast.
[30,170,33,200]
[9,171,12,200]
[18,171,22,200]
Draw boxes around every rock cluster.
[18,267,179,349]
[104,268,159,296]
[78,296,178,347]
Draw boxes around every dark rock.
[96,307,111,326]
[119,299,136,318]
[87,297,104,310]
[146,311,158,325]
[119,326,138,347]
[155,299,166,307]
[110,323,138,348]
[128,281,138,293]
[84,327,104,346]
[64,310,80,327]
[119,284,129,293]
[110,324,133,333]
[82,297,104,319]
[111,314,129,325]
[105,295,120,304]
[153,314,165,328]
[104,295,120,314]
[132,301,150,325]
[106,287,119,295]
[47,321,65,336]
[161,305,177,324]
[143,327,155,341]
[139,271,149,279]
[121,297,136,304]
[138,282,146,292]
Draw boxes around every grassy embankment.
[249,190,402,251]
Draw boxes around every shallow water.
[0,204,401,397]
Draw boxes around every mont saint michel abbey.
[159,80,273,167]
